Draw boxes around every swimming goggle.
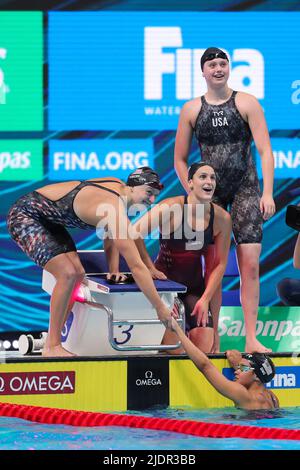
[203,51,228,63]
[236,364,254,372]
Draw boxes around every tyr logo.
[212,111,228,127]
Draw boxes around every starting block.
[42,250,186,356]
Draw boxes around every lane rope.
[0,402,299,440]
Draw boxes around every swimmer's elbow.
[199,357,212,373]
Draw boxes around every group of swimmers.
[7,47,284,409]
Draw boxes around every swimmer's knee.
[56,265,84,283]
[248,263,259,278]
[76,267,86,281]
[239,259,259,279]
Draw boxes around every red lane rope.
[0,402,299,440]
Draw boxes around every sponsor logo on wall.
[48,139,154,180]
[0,12,43,130]
[127,358,169,409]
[0,371,75,395]
[0,47,9,105]
[49,12,299,130]
[0,140,43,181]
[256,138,300,179]
[219,307,300,352]
[223,366,300,389]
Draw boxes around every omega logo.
[136,370,162,386]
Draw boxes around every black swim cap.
[201,47,229,71]
[126,167,163,190]
[188,162,216,181]
[244,353,276,384]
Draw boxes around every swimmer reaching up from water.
[170,318,279,410]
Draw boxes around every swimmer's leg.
[232,186,271,353]
[43,252,85,357]
[236,243,271,353]
[61,251,86,326]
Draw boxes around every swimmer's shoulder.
[235,91,263,116]
[158,195,185,209]
[180,97,203,128]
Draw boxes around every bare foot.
[245,339,272,353]
[42,345,76,357]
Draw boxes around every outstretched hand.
[157,302,179,330]
[191,297,209,327]
[226,350,243,369]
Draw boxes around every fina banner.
[49,12,300,131]
[0,12,43,131]
[48,139,154,180]
[256,138,300,179]
[222,366,300,389]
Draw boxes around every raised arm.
[171,320,250,406]
[226,350,243,369]
[174,102,195,193]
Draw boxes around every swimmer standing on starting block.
[174,47,276,353]
[7,167,174,357]
[171,318,279,410]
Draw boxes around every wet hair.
[126,166,163,190]
[188,162,216,181]
[201,47,229,71]
[243,353,276,384]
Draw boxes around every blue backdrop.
[0,1,300,332]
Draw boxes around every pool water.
[0,407,299,450]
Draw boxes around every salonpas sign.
[219,307,300,352]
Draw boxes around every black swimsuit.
[154,197,214,331]
[7,180,122,268]
[194,91,263,244]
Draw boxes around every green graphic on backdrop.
[0,12,43,130]
[219,306,300,352]
[0,140,43,180]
